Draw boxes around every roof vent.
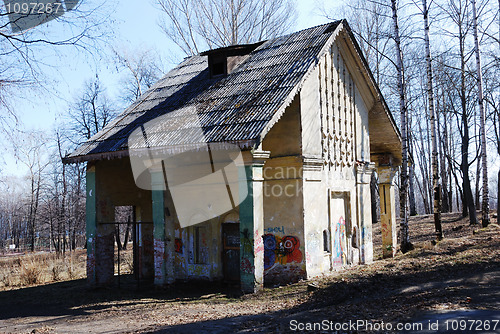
[201,42,265,78]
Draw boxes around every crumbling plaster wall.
[262,96,306,285]
[299,39,372,279]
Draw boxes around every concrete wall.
[299,38,372,278]
[173,218,223,280]
[256,36,375,283]
[261,96,306,285]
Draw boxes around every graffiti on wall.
[333,216,347,266]
[175,238,183,254]
[263,234,303,270]
[265,226,285,234]
[240,258,254,274]
[153,238,166,281]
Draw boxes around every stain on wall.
[241,228,254,257]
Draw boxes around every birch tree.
[66,76,116,145]
[471,0,490,227]
[421,0,443,239]
[391,0,412,251]
[13,131,49,251]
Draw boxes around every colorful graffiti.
[333,216,347,266]
[175,238,183,254]
[263,234,303,270]
[265,226,285,234]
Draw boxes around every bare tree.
[420,0,443,239]
[12,130,49,251]
[471,0,490,227]
[0,1,114,123]
[390,0,412,251]
[156,0,296,55]
[436,0,479,224]
[66,76,116,145]
[113,46,165,103]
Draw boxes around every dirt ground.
[0,212,498,334]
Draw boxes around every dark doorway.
[222,223,240,282]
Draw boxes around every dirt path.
[0,213,498,334]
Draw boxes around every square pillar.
[86,164,97,285]
[86,163,115,286]
[378,166,397,258]
[152,168,175,285]
[356,162,375,264]
[239,150,269,293]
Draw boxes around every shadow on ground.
[0,276,241,320]
[143,260,500,333]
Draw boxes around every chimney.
[201,42,264,78]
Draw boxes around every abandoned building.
[64,20,402,293]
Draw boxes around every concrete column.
[95,181,115,286]
[239,150,269,293]
[356,162,375,264]
[152,169,175,285]
[86,164,97,285]
[378,166,397,258]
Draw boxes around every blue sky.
[2,0,335,176]
[19,0,333,129]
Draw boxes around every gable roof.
[65,20,400,163]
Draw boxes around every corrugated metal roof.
[67,22,341,161]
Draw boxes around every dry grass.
[0,250,87,290]
[0,247,133,290]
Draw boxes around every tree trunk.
[409,131,417,216]
[409,161,417,216]
[475,144,481,211]
[437,98,449,213]
[391,0,412,252]
[471,0,490,227]
[123,222,131,250]
[423,0,443,240]
[455,13,478,225]
[115,225,123,251]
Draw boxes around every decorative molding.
[250,150,271,167]
[356,161,375,184]
[302,156,324,172]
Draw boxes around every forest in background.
[0,0,498,254]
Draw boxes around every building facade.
[65,20,402,293]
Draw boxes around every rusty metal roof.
[66,22,341,162]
